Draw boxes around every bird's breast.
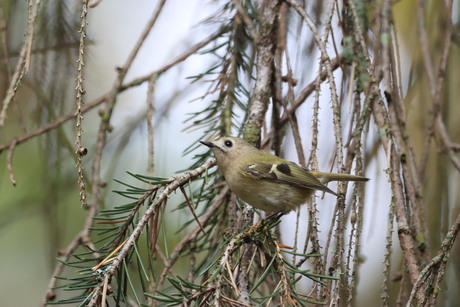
[225,172,312,212]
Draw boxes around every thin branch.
[0,6,12,80]
[146,74,157,176]
[381,199,395,307]
[145,74,157,307]
[180,186,206,235]
[0,94,107,154]
[6,139,17,186]
[75,0,89,207]
[416,0,435,91]
[436,116,460,171]
[40,228,98,306]
[0,0,43,125]
[433,0,459,172]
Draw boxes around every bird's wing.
[242,162,337,196]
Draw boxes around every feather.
[243,162,337,196]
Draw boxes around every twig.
[0,0,43,126]
[236,245,252,305]
[7,139,17,186]
[432,1,459,172]
[101,274,109,307]
[384,24,428,251]
[180,186,206,235]
[75,0,89,207]
[145,73,157,307]
[212,225,259,306]
[381,199,395,307]
[305,63,325,300]
[284,51,306,166]
[346,137,366,305]
[436,115,460,171]
[416,0,435,92]
[146,74,157,176]
[0,6,12,80]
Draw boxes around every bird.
[200,136,368,212]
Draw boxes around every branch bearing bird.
[201,137,368,212]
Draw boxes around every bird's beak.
[200,141,215,148]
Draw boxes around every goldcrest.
[201,137,368,212]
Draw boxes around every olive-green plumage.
[201,137,369,212]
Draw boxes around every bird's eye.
[224,140,233,147]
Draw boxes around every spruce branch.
[86,159,216,306]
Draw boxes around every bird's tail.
[308,171,369,184]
